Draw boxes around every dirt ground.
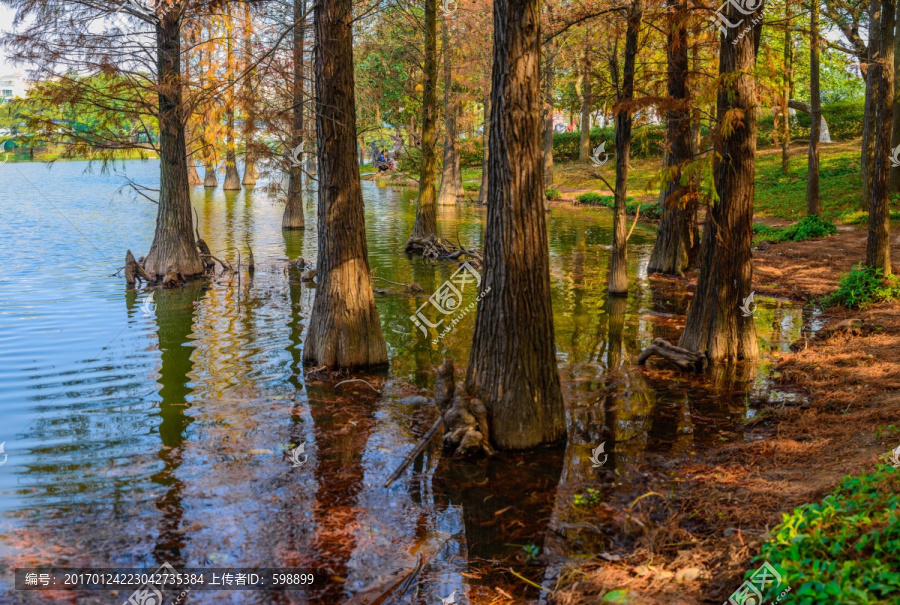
[550,225,900,605]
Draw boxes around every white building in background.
[0,73,28,103]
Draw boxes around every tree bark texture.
[465,0,565,451]
[862,0,882,209]
[411,0,439,238]
[283,0,307,230]
[781,0,792,172]
[578,35,592,163]
[806,0,821,215]
[437,19,460,205]
[303,0,388,368]
[678,1,762,362]
[609,1,642,296]
[543,33,556,187]
[891,9,900,192]
[648,0,698,277]
[868,0,895,275]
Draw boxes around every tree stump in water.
[125,250,154,287]
[436,360,494,457]
[637,338,708,372]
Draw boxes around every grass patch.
[820,264,900,309]
[546,188,561,201]
[752,215,838,244]
[754,465,900,604]
[575,192,661,219]
[838,207,900,225]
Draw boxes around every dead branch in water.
[335,378,382,394]
[637,338,708,372]
[383,414,442,488]
[371,275,425,293]
[125,250,153,286]
[405,234,483,267]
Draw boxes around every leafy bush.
[458,139,482,167]
[752,215,838,244]
[546,188,561,200]
[821,264,900,308]
[553,125,666,162]
[575,192,661,219]
[754,465,900,604]
[759,99,866,146]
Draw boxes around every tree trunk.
[203,158,217,188]
[543,31,557,187]
[222,7,242,191]
[806,0,821,215]
[609,1,642,296]
[781,0,792,172]
[283,0,307,230]
[891,11,900,192]
[410,0,439,238]
[648,0,698,276]
[187,155,202,186]
[678,1,762,362]
[578,36,592,163]
[303,0,388,368]
[476,92,490,204]
[465,0,565,451]
[241,3,257,187]
[862,0,882,209]
[868,0,895,275]
[143,13,202,279]
[437,19,459,205]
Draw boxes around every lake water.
[0,159,812,603]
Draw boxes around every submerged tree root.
[637,338,708,372]
[383,359,494,488]
[404,234,483,266]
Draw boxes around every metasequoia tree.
[868,0,895,274]
[282,0,308,230]
[806,0,821,215]
[578,31,593,163]
[240,2,258,186]
[1,0,219,278]
[678,0,764,362]
[608,0,643,296]
[409,0,439,239]
[542,28,558,187]
[862,0,882,208]
[302,0,388,368]
[222,5,241,190]
[647,0,698,276]
[437,18,461,205]
[465,0,565,450]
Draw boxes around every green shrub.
[753,215,838,244]
[820,264,900,308]
[575,192,661,219]
[458,139,482,167]
[553,125,665,162]
[462,183,479,192]
[546,188,561,200]
[753,465,900,604]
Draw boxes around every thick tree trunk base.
[187,162,202,187]
[242,161,258,186]
[638,338,708,372]
[204,164,218,188]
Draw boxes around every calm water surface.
[0,159,812,603]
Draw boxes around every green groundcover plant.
[820,264,900,309]
[753,465,900,604]
[753,215,838,245]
